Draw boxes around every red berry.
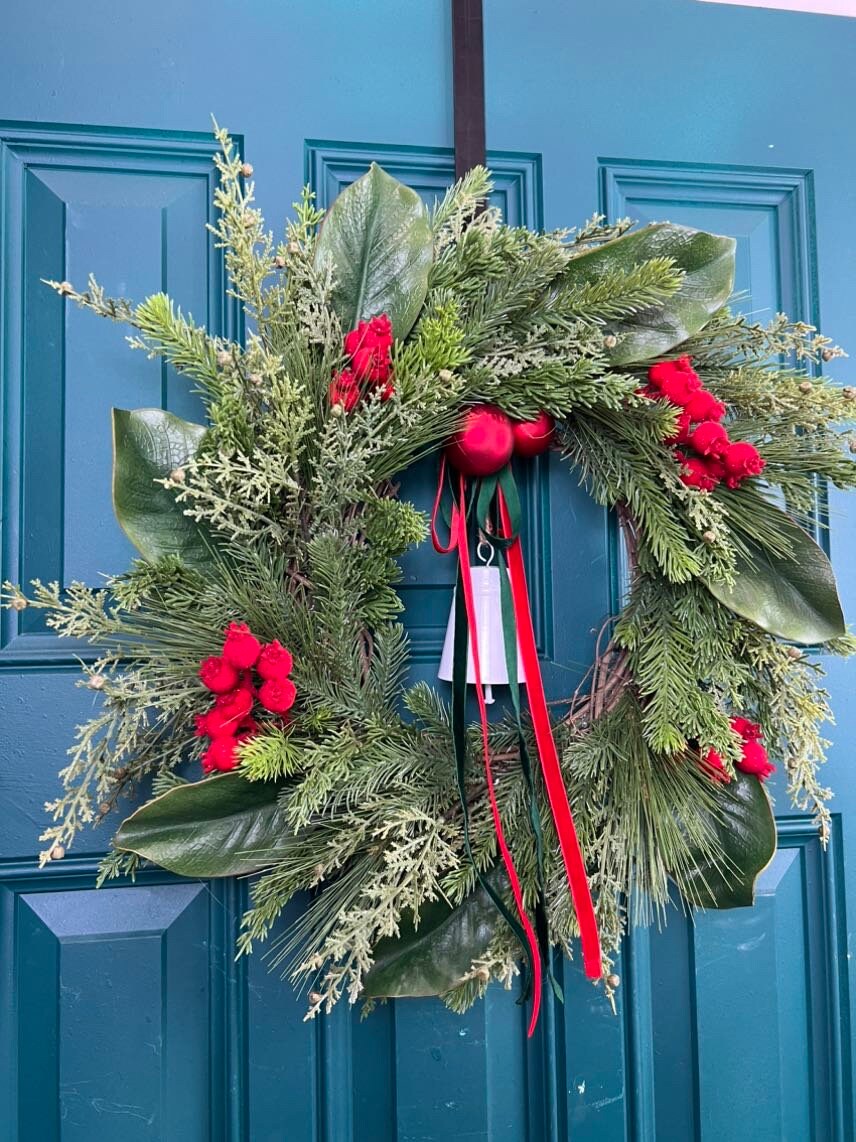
[688,421,730,457]
[222,621,262,670]
[196,689,254,739]
[344,316,393,382]
[648,356,696,386]
[658,371,703,406]
[329,369,360,412]
[678,454,721,491]
[214,685,254,722]
[665,409,692,446]
[368,314,393,347]
[256,640,294,682]
[685,389,726,423]
[198,656,239,694]
[343,322,367,358]
[648,358,703,406]
[351,345,391,382]
[722,441,765,488]
[736,740,775,781]
[730,716,762,742]
[258,678,297,714]
[701,748,731,783]
[202,737,240,773]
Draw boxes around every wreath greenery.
[5,125,856,1022]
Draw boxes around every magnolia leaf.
[705,506,846,645]
[362,877,501,998]
[112,407,212,570]
[114,773,290,877]
[564,222,736,365]
[314,163,433,340]
[674,772,776,909]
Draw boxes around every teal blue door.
[2,2,856,1138]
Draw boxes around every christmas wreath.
[6,126,856,1030]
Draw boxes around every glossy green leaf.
[114,773,290,877]
[705,505,846,645]
[563,222,736,365]
[362,877,500,998]
[314,163,433,340]
[112,407,212,570]
[675,772,776,909]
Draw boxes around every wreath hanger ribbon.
[431,458,601,1032]
[432,460,543,1035]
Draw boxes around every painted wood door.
[1,2,855,1139]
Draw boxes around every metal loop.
[476,534,495,566]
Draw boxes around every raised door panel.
[0,863,242,1142]
[0,124,235,861]
[0,124,233,667]
[600,160,817,325]
[692,820,847,1141]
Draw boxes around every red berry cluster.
[642,357,765,492]
[702,717,775,784]
[196,623,296,773]
[329,314,394,411]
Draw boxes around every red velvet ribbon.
[432,460,543,1036]
[497,488,602,980]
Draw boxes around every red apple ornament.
[512,412,555,458]
[446,404,515,477]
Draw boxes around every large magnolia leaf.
[674,772,776,909]
[314,163,433,340]
[114,773,290,877]
[705,505,846,645]
[563,222,736,365]
[363,876,501,998]
[112,408,211,570]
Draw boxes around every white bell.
[438,562,525,704]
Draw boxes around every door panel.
[2,2,856,1139]
[0,125,228,668]
[1,864,234,1141]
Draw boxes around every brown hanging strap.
[452,0,486,177]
